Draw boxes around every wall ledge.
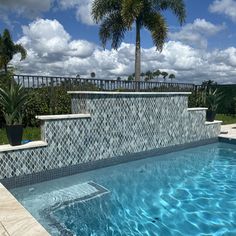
[36,114,91,121]
[187,107,208,111]
[205,120,223,125]
[68,91,191,96]
[0,141,48,153]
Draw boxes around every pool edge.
[1,138,219,189]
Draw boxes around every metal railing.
[13,74,196,92]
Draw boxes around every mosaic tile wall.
[0,93,221,180]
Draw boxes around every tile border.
[1,138,218,189]
[218,136,236,145]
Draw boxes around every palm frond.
[153,0,186,25]
[143,12,168,51]
[0,83,28,125]
[99,13,127,49]
[14,44,27,61]
[92,0,121,23]
[121,0,144,28]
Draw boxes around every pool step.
[50,181,109,205]
[40,182,110,215]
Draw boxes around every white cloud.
[169,19,225,48]
[209,0,236,22]
[0,0,53,22]
[0,0,95,26]
[58,0,95,25]
[12,18,236,84]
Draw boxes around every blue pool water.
[11,143,236,236]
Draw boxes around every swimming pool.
[11,142,236,235]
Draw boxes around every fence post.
[49,77,55,115]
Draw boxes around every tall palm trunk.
[135,20,141,91]
[4,63,7,74]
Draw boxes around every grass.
[0,127,41,145]
[216,114,236,125]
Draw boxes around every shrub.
[9,81,99,127]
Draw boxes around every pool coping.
[0,141,48,153]
[0,183,50,236]
[68,91,192,96]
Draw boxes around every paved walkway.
[0,184,49,236]
[219,124,236,140]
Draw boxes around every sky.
[1,0,236,84]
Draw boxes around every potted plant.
[0,82,28,146]
[205,88,223,122]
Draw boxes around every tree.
[153,70,161,81]
[161,71,168,81]
[92,0,186,85]
[145,70,153,81]
[127,75,134,81]
[91,72,96,78]
[0,29,27,74]
[169,73,175,82]
[140,72,145,80]
[117,76,122,81]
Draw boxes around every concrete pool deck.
[219,124,236,140]
[0,184,49,236]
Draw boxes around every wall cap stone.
[0,141,48,153]
[36,114,91,121]
[205,120,223,125]
[67,91,192,96]
[187,107,208,111]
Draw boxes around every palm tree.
[91,72,96,78]
[145,70,153,81]
[161,71,168,81]
[92,0,186,85]
[0,29,27,74]
[128,75,134,81]
[169,73,175,82]
[153,69,161,81]
[140,72,145,81]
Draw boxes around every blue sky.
[1,0,236,84]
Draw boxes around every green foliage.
[0,29,27,73]
[217,86,236,115]
[128,70,174,81]
[0,82,29,125]
[91,72,96,78]
[193,81,236,115]
[0,72,12,126]
[205,88,223,112]
[127,75,134,81]
[92,0,185,50]
[161,71,169,80]
[216,114,236,125]
[169,73,175,81]
[0,71,11,89]
[0,81,100,128]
